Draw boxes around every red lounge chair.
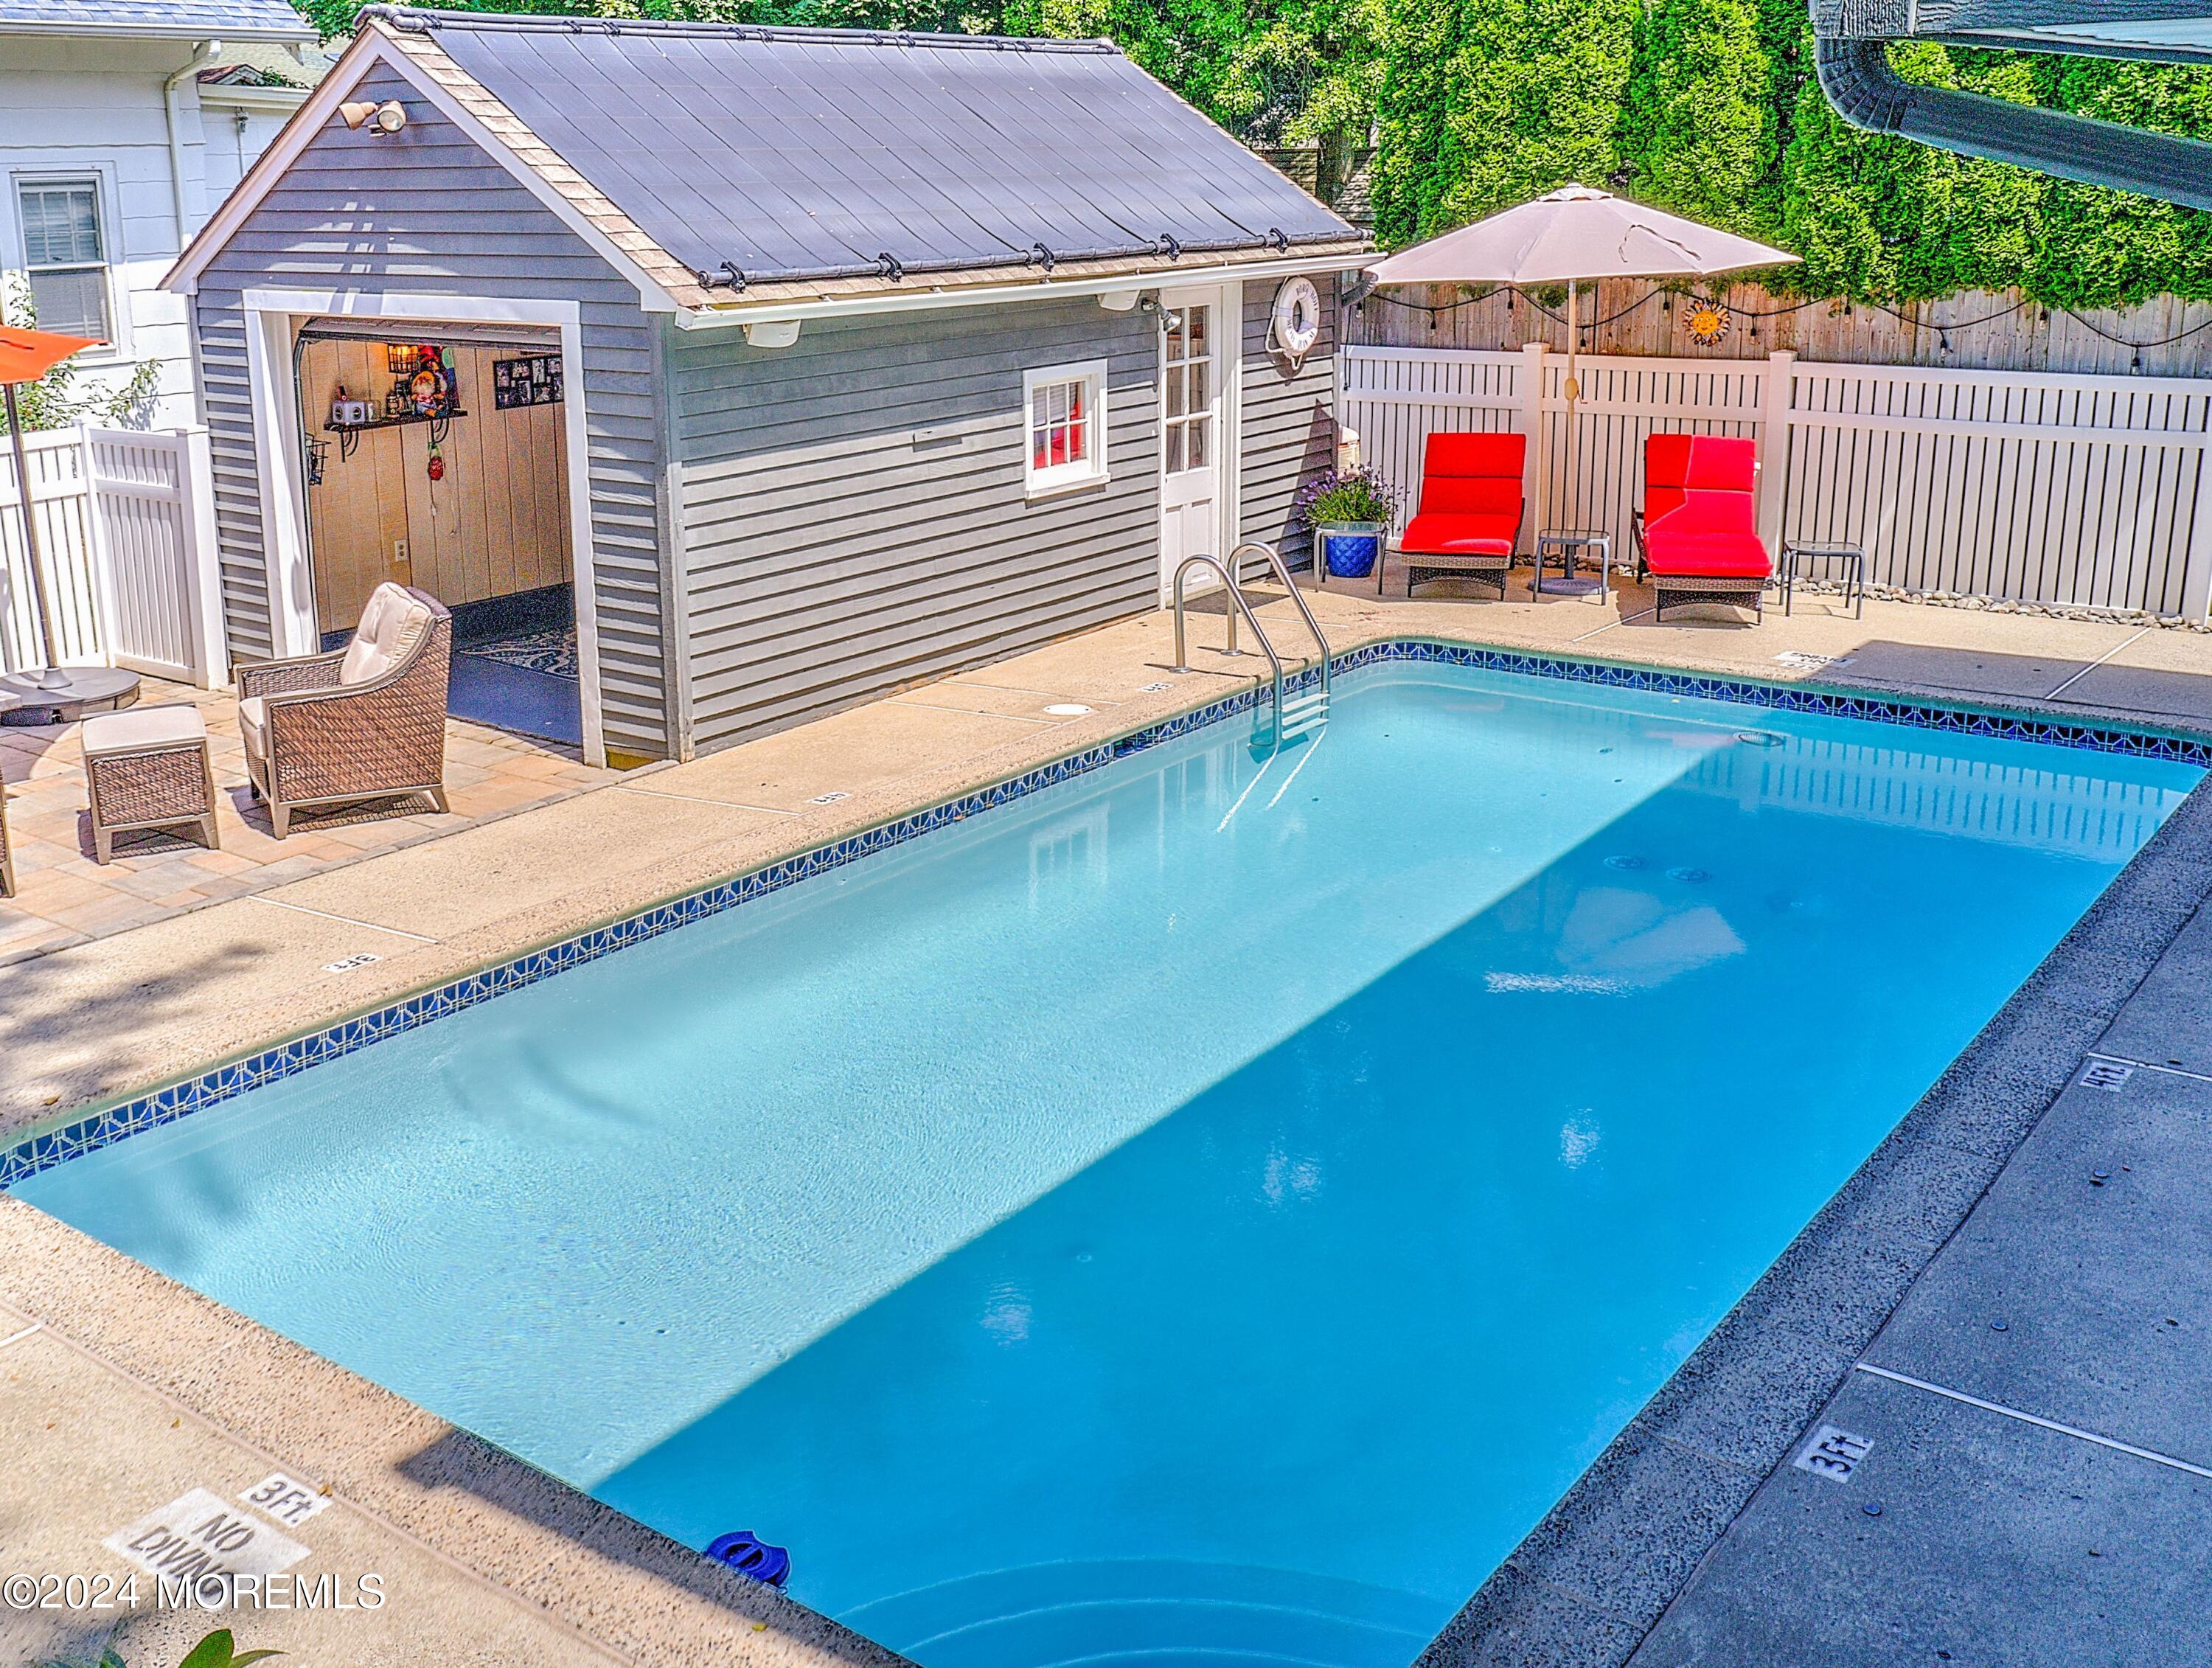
[1394,431,1526,598]
[1632,434,1771,622]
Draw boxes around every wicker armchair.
[236,584,453,837]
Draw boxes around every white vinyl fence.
[0,424,223,686]
[1342,345,2212,620]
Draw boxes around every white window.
[1023,360,1108,496]
[17,179,112,341]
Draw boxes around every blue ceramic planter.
[1319,523,1385,579]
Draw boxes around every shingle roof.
[368,7,1361,298]
[0,0,316,38]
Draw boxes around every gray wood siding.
[191,63,672,759]
[669,301,1161,750]
[1239,276,1342,569]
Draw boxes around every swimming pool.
[17,659,2200,1666]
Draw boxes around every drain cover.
[1604,854,1648,872]
[1736,729,1786,747]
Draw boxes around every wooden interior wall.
[1347,282,2212,379]
[301,337,572,630]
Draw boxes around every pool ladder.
[1169,542,1332,745]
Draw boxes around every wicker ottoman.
[82,706,220,863]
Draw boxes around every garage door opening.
[297,322,580,747]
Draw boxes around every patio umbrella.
[1368,186,1797,579]
[0,326,140,722]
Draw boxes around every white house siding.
[198,90,298,202]
[0,35,291,428]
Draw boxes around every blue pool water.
[21,664,2199,1665]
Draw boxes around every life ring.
[1270,277,1322,364]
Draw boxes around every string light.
[1358,283,2212,366]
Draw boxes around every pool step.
[845,1558,1435,1668]
[1278,687,1329,731]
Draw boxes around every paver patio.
[0,681,609,965]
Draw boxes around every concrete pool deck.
[2,574,2210,1665]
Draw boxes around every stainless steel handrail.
[1169,555,1284,723]
[1228,540,1330,709]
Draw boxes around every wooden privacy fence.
[1340,345,2212,620]
[0,425,223,687]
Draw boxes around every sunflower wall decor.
[1683,302,1731,346]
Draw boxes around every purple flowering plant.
[1292,465,1402,528]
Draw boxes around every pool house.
[162,5,1367,766]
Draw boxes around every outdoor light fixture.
[1135,296,1183,334]
[339,99,408,134]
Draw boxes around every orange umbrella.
[1,326,101,680]
[0,327,100,386]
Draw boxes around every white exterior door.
[1158,285,1237,602]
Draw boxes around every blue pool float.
[706,1530,791,1589]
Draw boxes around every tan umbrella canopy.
[1368,184,1795,291]
[1368,186,1798,541]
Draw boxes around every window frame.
[1021,358,1110,499]
[12,171,122,355]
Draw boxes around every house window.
[1023,360,1108,496]
[17,180,112,341]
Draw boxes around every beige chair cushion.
[82,704,208,756]
[338,583,435,687]
[237,695,267,760]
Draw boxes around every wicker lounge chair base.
[1406,557,1512,597]
[1651,577,1767,622]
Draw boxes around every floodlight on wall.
[742,319,801,349]
[339,99,408,134]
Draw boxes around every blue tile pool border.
[7,637,2208,1189]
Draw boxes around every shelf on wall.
[324,408,468,434]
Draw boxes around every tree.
[1374,0,1639,243]
[1619,0,1778,240]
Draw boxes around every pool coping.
[1,633,2207,1668]
[7,636,2208,1188]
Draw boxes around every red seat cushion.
[1642,434,1768,577]
[1402,510,1518,557]
[1644,529,1771,577]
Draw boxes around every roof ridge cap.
[358,6,1120,52]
